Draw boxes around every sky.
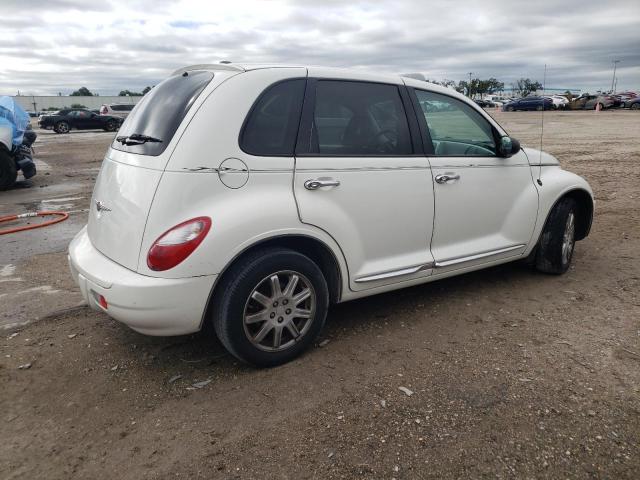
[2,0,639,96]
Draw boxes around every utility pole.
[610,60,620,93]
[467,72,473,97]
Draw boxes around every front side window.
[312,81,412,155]
[240,79,305,156]
[414,90,497,156]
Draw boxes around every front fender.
[526,166,594,254]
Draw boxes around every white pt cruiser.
[69,64,593,367]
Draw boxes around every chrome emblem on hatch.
[95,200,112,213]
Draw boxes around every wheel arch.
[200,234,344,331]
[543,188,593,242]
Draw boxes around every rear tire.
[212,247,329,367]
[105,120,117,132]
[54,121,70,134]
[0,147,17,190]
[631,103,640,110]
[506,106,515,112]
[535,198,577,274]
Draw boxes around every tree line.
[70,86,153,96]
[422,77,543,98]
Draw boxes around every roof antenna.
[537,64,547,186]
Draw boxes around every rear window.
[112,70,214,156]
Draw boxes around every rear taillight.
[147,217,211,271]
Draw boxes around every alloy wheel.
[243,270,316,352]
[561,212,575,265]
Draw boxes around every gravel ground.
[1,110,639,479]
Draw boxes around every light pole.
[610,60,620,93]
[467,72,473,97]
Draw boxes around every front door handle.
[304,178,341,190]
[434,173,460,184]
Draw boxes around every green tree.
[512,78,543,97]
[70,103,86,109]
[476,78,505,98]
[142,86,152,95]
[456,80,469,95]
[118,89,143,96]
[70,87,93,96]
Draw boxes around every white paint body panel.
[428,151,538,270]
[294,157,435,290]
[69,227,214,335]
[70,65,593,336]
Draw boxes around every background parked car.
[617,92,637,107]
[99,103,135,118]
[625,97,640,110]
[38,109,123,133]
[474,99,497,108]
[503,96,553,111]
[569,94,615,110]
[546,95,569,109]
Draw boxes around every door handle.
[434,173,460,184]
[304,178,341,190]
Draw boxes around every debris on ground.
[192,379,212,389]
[398,386,414,396]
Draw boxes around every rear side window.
[113,70,214,156]
[312,81,412,156]
[240,79,305,156]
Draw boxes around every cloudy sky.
[2,0,638,96]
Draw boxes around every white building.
[11,95,141,113]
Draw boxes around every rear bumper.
[68,226,216,336]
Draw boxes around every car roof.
[173,63,472,104]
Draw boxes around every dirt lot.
[1,111,639,479]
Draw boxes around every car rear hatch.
[87,67,241,271]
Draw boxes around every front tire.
[631,103,640,110]
[212,248,329,367]
[105,120,117,132]
[535,198,577,274]
[0,147,17,190]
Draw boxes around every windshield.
[112,70,214,156]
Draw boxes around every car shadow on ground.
[99,260,537,376]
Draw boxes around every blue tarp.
[0,96,30,147]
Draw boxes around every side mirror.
[498,136,520,158]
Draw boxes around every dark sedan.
[503,96,553,111]
[38,109,123,134]
[625,97,640,110]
